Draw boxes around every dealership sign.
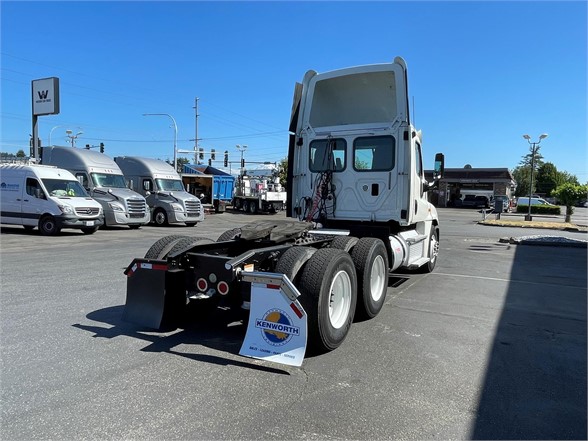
[32,77,60,116]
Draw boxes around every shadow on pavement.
[471,245,587,439]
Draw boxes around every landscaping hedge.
[516,204,561,215]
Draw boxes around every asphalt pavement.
[0,208,586,440]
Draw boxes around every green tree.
[16,149,26,158]
[512,146,545,198]
[278,157,288,190]
[552,183,588,223]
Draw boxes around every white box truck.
[41,146,150,229]
[0,163,104,235]
[114,156,204,226]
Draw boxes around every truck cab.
[41,146,150,228]
[289,57,442,237]
[114,156,204,226]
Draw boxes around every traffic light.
[85,144,91,150]
[211,149,216,160]
[208,158,212,166]
[99,142,105,153]
[224,151,228,167]
[198,148,204,160]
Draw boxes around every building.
[425,167,516,207]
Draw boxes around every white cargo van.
[114,156,204,226]
[0,164,103,235]
[41,146,150,228]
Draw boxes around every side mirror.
[433,153,445,180]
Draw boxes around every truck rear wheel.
[329,236,359,253]
[351,238,389,320]
[144,235,189,260]
[168,236,214,256]
[217,228,242,242]
[275,246,316,283]
[39,215,61,236]
[248,202,257,214]
[299,248,357,353]
[242,200,249,213]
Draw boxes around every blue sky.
[1,1,586,180]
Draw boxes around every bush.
[516,204,561,215]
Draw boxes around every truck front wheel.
[299,248,357,353]
[153,209,168,226]
[39,215,61,236]
[351,238,389,320]
[419,227,439,273]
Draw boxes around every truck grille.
[75,207,100,216]
[127,198,147,217]
[185,199,201,217]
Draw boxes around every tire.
[38,215,61,236]
[233,198,241,210]
[144,235,189,260]
[351,238,389,320]
[274,246,317,283]
[248,201,257,214]
[419,227,439,273]
[242,200,249,213]
[329,236,359,253]
[153,209,168,226]
[217,228,242,242]
[299,248,357,353]
[168,236,214,257]
[81,226,99,235]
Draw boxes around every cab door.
[21,175,50,227]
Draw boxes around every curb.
[499,236,588,248]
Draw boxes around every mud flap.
[122,259,185,329]
[239,272,307,367]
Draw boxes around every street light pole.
[65,129,83,147]
[143,113,178,171]
[522,133,548,221]
[236,144,248,175]
[49,125,67,146]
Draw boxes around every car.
[517,197,554,206]
[462,194,490,208]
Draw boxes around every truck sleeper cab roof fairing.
[298,57,410,135]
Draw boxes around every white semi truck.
[114,156,204,227]
[41,146,150,229]
[232,167,287,213]
[120,57,444,363]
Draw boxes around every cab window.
[309,138,346,172]
[353,136,395,171]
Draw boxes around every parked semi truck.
[114,156,204,226]
[41,146,150,228]
[121,57,444,364]
[232,168,287,213]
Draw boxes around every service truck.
[114,156,204,226]
[0,163,103,235]
[232,167,287,213]
[121,57,444,365]
[41,146,150,228]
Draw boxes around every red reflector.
[197,278,208,291]
[266,284,280,290]
[290,302,304,319]
[217,281,229,295]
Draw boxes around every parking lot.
[1,208,586,440]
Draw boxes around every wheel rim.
[430,233,439,263]
[328,270,352,329]
[42,218,55,233]
[155,211,166,225]
[370,255,386,301]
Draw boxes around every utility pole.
[193,97,200,164]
